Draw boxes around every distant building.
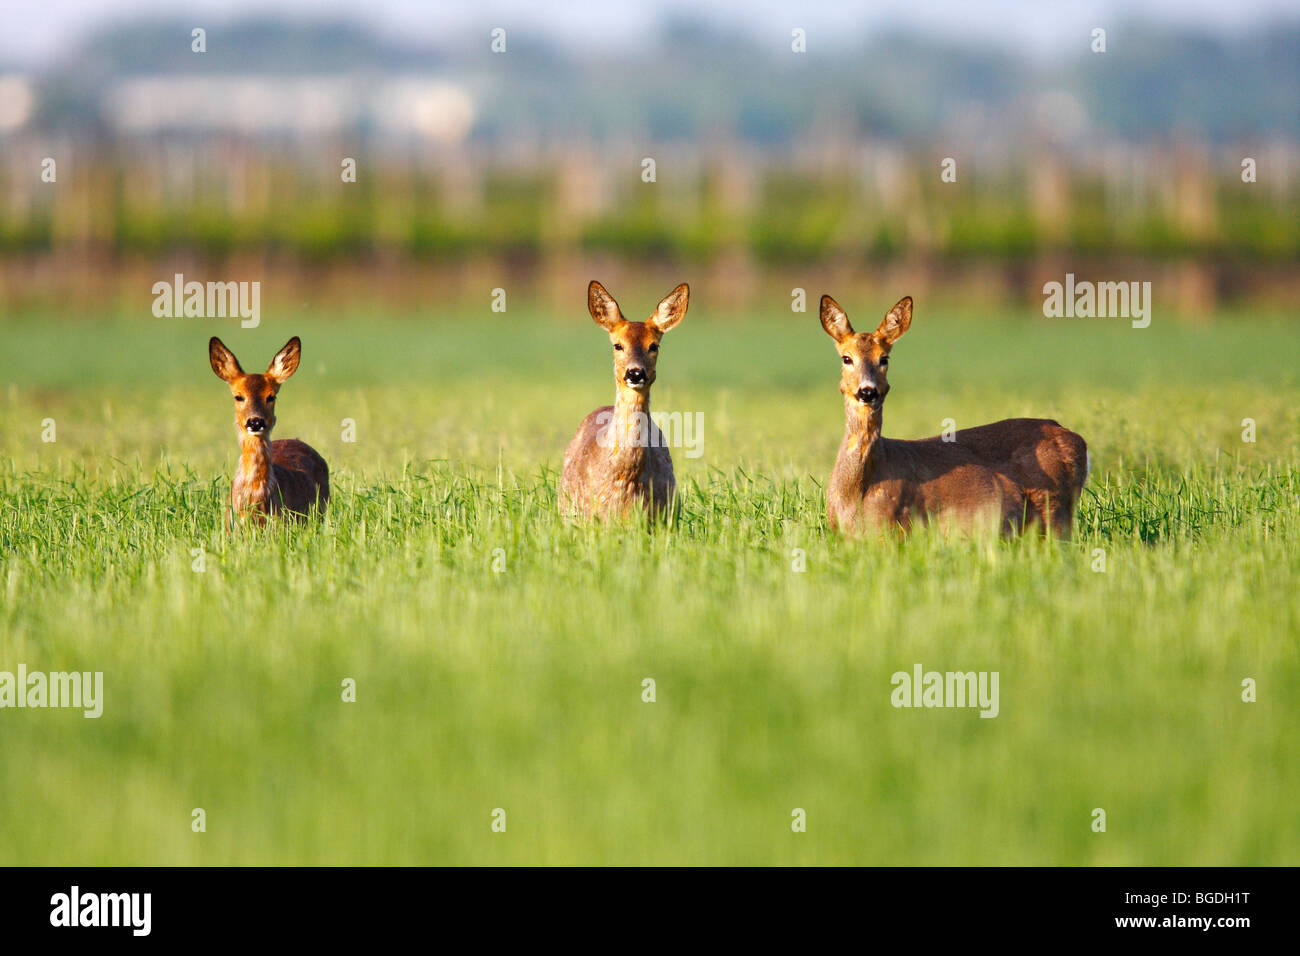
[102,75,474,143]
[0,75,35,133]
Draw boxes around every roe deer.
[820,295,1088,538]
[560,280,690,520]
[209,336,330,522]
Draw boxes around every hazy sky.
[5,0,1299,66]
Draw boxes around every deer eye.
[267,395,275,402]
[880,356,889,368]
[235,395,245,402]
[648,344,658,353]
[842,355,852,365]
[614,344,624,351]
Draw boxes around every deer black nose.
[856,387,880,405]
[245,418,266,432]
[625,368,646,385]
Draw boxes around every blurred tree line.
[1,140,1295,263]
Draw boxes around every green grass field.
[1,303,1298,864]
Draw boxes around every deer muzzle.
[855,383,888,406]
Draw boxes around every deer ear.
[875,296,912,345]
[266,336,301,382]
[209,337,243,383]
[588,280,623,331]
[648,283,689,332]
[820,295,854,342]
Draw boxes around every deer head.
[209,336,301,440]
[588,280,689,398]
[821,295,912,410]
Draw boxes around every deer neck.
[234,433,277,510]
[838,394,884,486]
[603,386,652,479]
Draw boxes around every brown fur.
[209,336,330,523]
[821,295,1088,538]
[560,281,688,520]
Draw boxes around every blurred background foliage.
[1,13,1298,311]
